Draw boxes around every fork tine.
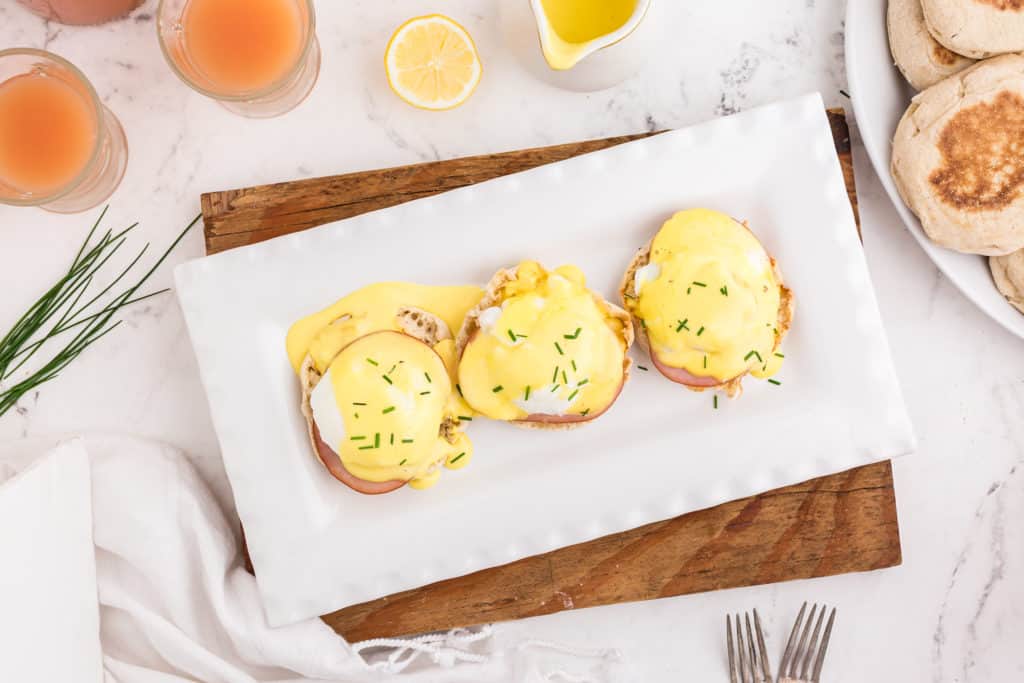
[736,613,751,683]
[810,608,837,683]
[753,609,772,683]
[799,605,826,680]
[744,613,758,681]
[778,602,806,678]
[790,603,818,678]
[728,614,739,683]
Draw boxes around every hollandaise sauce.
[310,331,472,490]
[459,262,629,421]
[286,282,483,374]
[628,209,785,383]
[537,0,640,69]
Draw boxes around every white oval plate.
[845,0,1024,340]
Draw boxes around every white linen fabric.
[0,436,623,683]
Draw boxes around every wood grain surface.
[203,109,900,641]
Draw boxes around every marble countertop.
[1,0,1022,680]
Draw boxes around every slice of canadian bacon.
[647,339,731,387]
[311,422,406,495]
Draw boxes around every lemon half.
[385,15,482,111]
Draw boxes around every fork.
[726,609,772,683]
[777,602,837,683]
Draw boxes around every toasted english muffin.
[922,0,1024,59]
[618,232,793,399]
[889,0,976,90]
[892,53,1024,255]
[455,265,633,431]
[991,250,1024,313]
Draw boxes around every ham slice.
[311,422,406,495]
[649,349,723,387]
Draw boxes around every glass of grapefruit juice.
[0,49,128,213]
[157,0,320,118]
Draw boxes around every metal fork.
[726,609,772,683]
[777,602,837,683]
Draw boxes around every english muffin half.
[991,250,1024,313]
[888,0,976,90]
[892,53,1024,255]
[921,0,1024,58]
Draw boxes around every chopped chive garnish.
[773,327,778,335]
[424,371,432,383]
[358,445,375,450]
[390,433,395,445]
[382,406,395,414]
[720,286,728,296]
[458,415,473,421]
[704,354,708,369]
[374,433,380,448]
[692,281,707,287]
[399,458,408,465]
[450,452,466,464]
[580,408,591,416]
[577,379,589,386]
[366,358,379,366]
[354,412,360,419]
[696,326,705,336]
[640,319,647,329]
[554,341,565,355]
[571,360,577,371]
[744,350,763,362]
[420,390,431,395]
[387,364,396,375]
[687,287,692,295]
[713,395,718,409]
[507,329,517,343]
[401,439,413,444]
[492,385,504,393]
[382,375,393,384]
[637,365,649,371]
[676,319,689,332]
[552,366,560,383]
[524,385,531,400]
[350,435,366,441]
[562,370,568,384]
[567,389,580,401]
[352,401,367,406]
[551,384,560,393]
[768,378,782,386]
[564,328,582,340]
[774,352,785,358]
[456,383,463,397]
[762,364,767,371]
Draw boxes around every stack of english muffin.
[887,0,1024,314]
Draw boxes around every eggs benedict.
[287,283,482,493]
[456,261,633,427]
[620,209,793,398]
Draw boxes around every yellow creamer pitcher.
[501,0,657,91]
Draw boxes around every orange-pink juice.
[0,72,96,194]
[182,0,304,93]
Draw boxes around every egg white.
[310,369,346,452]
[634,263,661,295]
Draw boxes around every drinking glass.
[157,0,320,118]
[0,49,128,214]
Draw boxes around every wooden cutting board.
[201,109,900,642]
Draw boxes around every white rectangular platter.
[175,93,916,627]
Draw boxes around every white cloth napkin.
[0,436,623,682]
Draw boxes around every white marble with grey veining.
[1,0,1022,680]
